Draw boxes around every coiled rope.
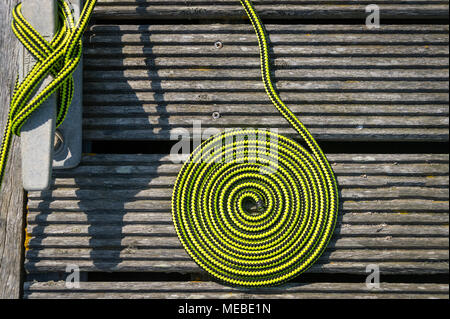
[172,0,339,287]
[0,0,97,188]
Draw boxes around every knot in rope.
[0,0,96,187]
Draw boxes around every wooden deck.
[0,0,449,299]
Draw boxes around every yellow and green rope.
[172,0,339,287]
[0,0,97,188]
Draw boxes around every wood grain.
[23,281,449,299]
[0,0,25,300]
[92,0,450,20]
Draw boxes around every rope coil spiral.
[172,0,339,287]
[0,0,97,188]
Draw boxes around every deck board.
[23,281,449,299]
[93,0,450,20]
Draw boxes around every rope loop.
[0,0,96,187]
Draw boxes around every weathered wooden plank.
[24,224,450,237]
[87,80,450,92]
[0,0,25,300]
[26,212,449,225]
[92,0,450,20]
[23,260,450,275]
[67,153,450,163]
[89,26,450,39]
[23,281,449,299]
[86,69,449,81]
[39,175,450,189]
[30,158,450,177]
[27,198,450,211]
[83,24,449,142]
[23,247,449,276]
[84,127,450,142]
[86,45,450,57]
[82,115,449,126]
[81,116,449,139]
[25,236,450,250]
[86,25,450,42]
[64,153,449,163]
[29,187,450,202]
[85,57,448,68]
[25,248,449,262]
[85,23,450,37]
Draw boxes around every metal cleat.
[19,0,83,191]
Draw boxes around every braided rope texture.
[172,0,339,287]
[0,0,97,188]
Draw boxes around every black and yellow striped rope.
[0,0,97,188]
[172,0,339,287]
[1,0,338,287]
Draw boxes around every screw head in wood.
[212,111,221,120]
